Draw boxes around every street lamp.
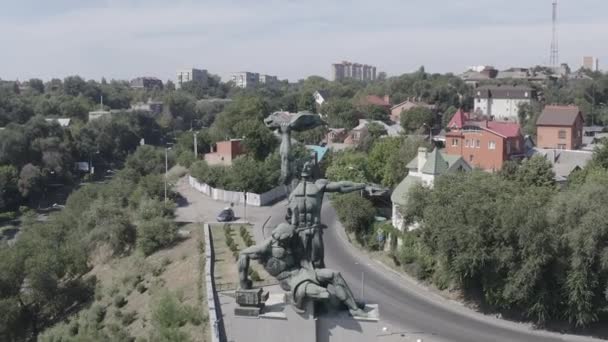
[164,147,172,203]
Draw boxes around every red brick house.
[445,110,524,171]
[536,105,584,150]
[204,139,245,166]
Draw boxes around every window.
[465,139,470,147]
[507,141,511,154]
[558,130,566,139]
[476,140,480,148]
[452,138,459,147]
[469,155,474,162]
[488,141,496,150]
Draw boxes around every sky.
[0,0,606,82]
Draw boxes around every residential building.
[390,99,435,124]
[45,118,71,127]
[332,61,377,81]
[445,110,524,171]
[131,98,164,115]
[342,119,403,146]
[583,56,599,71]
[231,72,259,88]
[536,105,584,150]
[459,66,498,86]
[130,77,163,90]
[313,90,329,106]
[391,147,471,235]
[204,139,245,166]
[230,72,279,89]
[473,85,535,121]
[529,148,593,184]
[258,74,279,87]
[176,68,208,89]
[324,128,348,145]
[88,109,111,121]
[361,95,391,111]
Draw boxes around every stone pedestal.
[223,288,381,342]
[229,293,317,342]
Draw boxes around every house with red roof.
[360,95,391,111]
[445,109,524,171]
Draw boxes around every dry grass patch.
[40,224,210,342]
[210,223,275,292]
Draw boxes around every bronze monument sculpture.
[237,111,386,317]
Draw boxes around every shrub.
[90,305,106,324]
[114,295,127,308]
[137,217,178,256]
[137,283,147,294]
[121,311,137,326]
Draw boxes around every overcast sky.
[0,0,606,82]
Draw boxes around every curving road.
[261,197,602,342]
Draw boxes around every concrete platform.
[221,286,385,342]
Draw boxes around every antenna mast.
[550,0,559,68]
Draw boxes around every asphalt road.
[177,179,602,342]
[261,197,602,342]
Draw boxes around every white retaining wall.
[204,224,221,342]
[188,175,286,207]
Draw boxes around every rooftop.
[363,95,391,107]
[530,148,593,182]
[537,105,582,126]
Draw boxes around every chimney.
[417,147,428,172]
[384,95,390,104]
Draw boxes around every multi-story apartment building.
[176,68,208,89]
[130,77,163,90]
[332,61,377,81]
[231,72,279,88]
[473,85,535,121]
[582,56,599,71]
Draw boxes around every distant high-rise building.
[176,68,208,89]
[582,56,599,71]
[332,61,378,81]
[130,77,163,90]
[230,72,279,88]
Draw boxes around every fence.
[188,175,287,207]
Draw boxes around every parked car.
[217,208,235,222]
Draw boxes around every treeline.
[0,112,163,213]
[0,145,180,340]
[397,144,608,328]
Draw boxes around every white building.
[176,68,208,89]
[474,85,535,121]
[231,72,279,88]
[390,148,470,243]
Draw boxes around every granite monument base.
[226,290,381,342]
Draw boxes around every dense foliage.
[396,153,608,327]
[0,145,178,339]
